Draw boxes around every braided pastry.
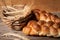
[22,9,60,37]
[32,9,60,23]
[22,20,60,37]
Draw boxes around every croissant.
[22,20,60,37]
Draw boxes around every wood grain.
[0,0,60,12]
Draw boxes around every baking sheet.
[0,13,60,40]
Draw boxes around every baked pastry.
[32,9,60,23]
[22,20,60,37]
[22,20,40,35]
[22,9,60,37]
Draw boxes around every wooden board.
[0,0,60,12]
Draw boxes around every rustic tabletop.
[0,18,60,40]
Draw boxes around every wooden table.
[0,19,60,40]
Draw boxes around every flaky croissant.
[22,20,60,37]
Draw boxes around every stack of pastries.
[22,9,60,37]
